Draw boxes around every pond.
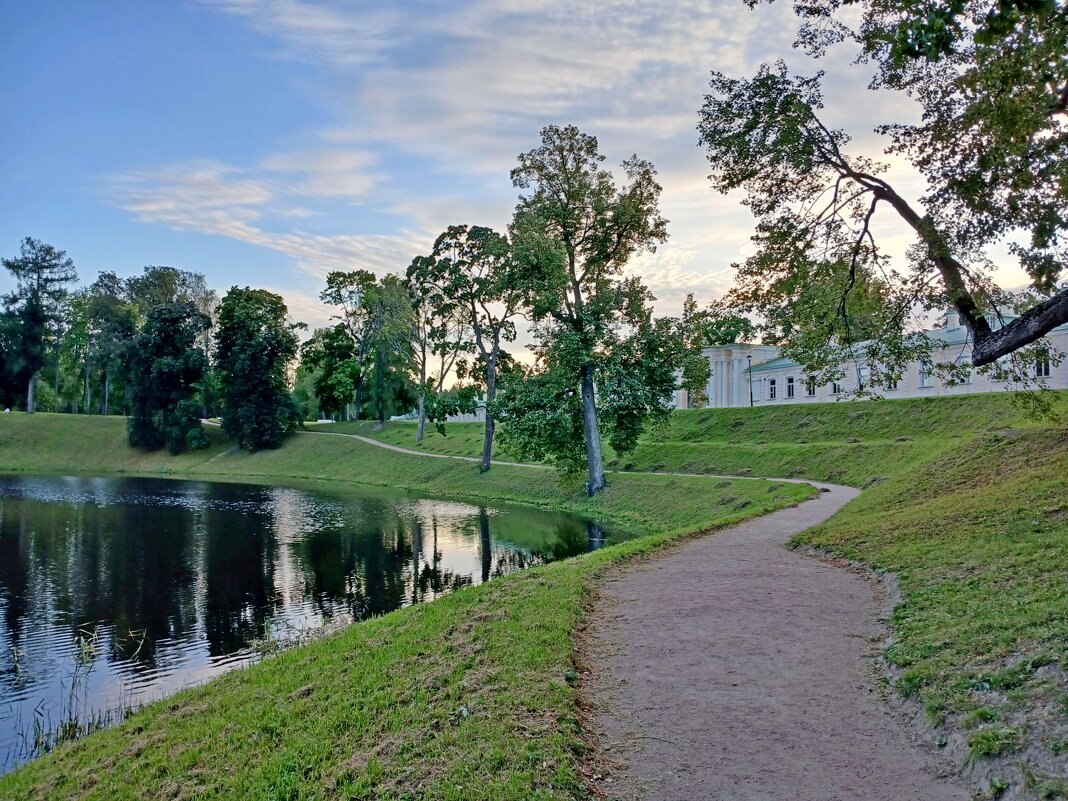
[0,473,621,774]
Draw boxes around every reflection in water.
[0,474,622,773]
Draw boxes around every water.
[0,473,619,774]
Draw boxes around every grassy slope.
[344,393,1068,790]
[0,414,812,800]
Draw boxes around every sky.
[0,1,1032,338]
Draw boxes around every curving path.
[296,428,966,798]
[585,483,967,800]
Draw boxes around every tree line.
[1,126,717,494]
[1,245,302,453]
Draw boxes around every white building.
[678,311,1068,409]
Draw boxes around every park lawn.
[316,419,494,460]
[0,413,813,800]
[325,392,1068,788]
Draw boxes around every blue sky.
[1,1,1027,334]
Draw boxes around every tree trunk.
[26,374,36,414]
[416,338,428,442]
[104,369,110,416]
[353,377,363,421]
[84,361,92,414]
[580,364,607,496]
[480,358,497,474]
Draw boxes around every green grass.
[340,392,1062,488]
[3,389,1067,797]
[316,419,494,460]
[0,413,812,800]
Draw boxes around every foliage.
[317,269,379,417]
[214,287,303,450]
[408,224,523,467]
[2,238,78,412]
[505,124,687,493]
[361,275,417,423]
[300,324,360,420]
[124,302,211,454]
[700,0,1068,384]
[405,253,472,440]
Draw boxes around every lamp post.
[747,355,754,408]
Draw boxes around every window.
[858,366,870,391]
[786,376,795,398]
[1035,355,1051,378]
[886,377,899,391]
[830,381,842,395]
[805,378,817,397]
[768,379,777,400]
[919,366,934,388]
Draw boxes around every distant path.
[586,483,967,800]
[295,429,546,469]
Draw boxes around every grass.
[3,389,1067,797]
[335,392,1068,791]
[0,413,813,800]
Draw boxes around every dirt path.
[586,483,968,801]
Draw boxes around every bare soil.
[584,484,970,801]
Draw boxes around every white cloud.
[105,160,427,280]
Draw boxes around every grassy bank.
[342,392,1062,488]
[0,413,813,799]
[330,392,1068,794]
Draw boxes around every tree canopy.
[700,0,1067,391]
[214,287,303,450]
[502,124,694,494]
[2,238,79,413]
[408,224,520,469]
[125,302,211,454]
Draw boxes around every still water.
[0,473,619,773]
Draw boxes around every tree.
[124,302,211,454]
[699,0,1068,388]
[65,272,136,415]
[404,270,469,443]
[363,275,417,424]
[214,287,303,450]
[319,270,379,419]
[506,125,669,494]
[408,225,523,472]
[300,324,360,420]
[2,238,78,412]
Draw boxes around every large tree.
[363,275,417,424]
[505,125,673,495]
[214,287,303,450]
[124,302,211,454]
[319,270,379,419]
[699,0,1067,389]
[2,238,78,412]
[300,324,360,420]
[407,224,522,472]
[65,272,136,415]
[404,265,469,444]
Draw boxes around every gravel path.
[586,483,968,801]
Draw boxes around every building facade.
[677,312,1068,409]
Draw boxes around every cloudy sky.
[2,1,1023,333]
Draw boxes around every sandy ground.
[585,483,969,801]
